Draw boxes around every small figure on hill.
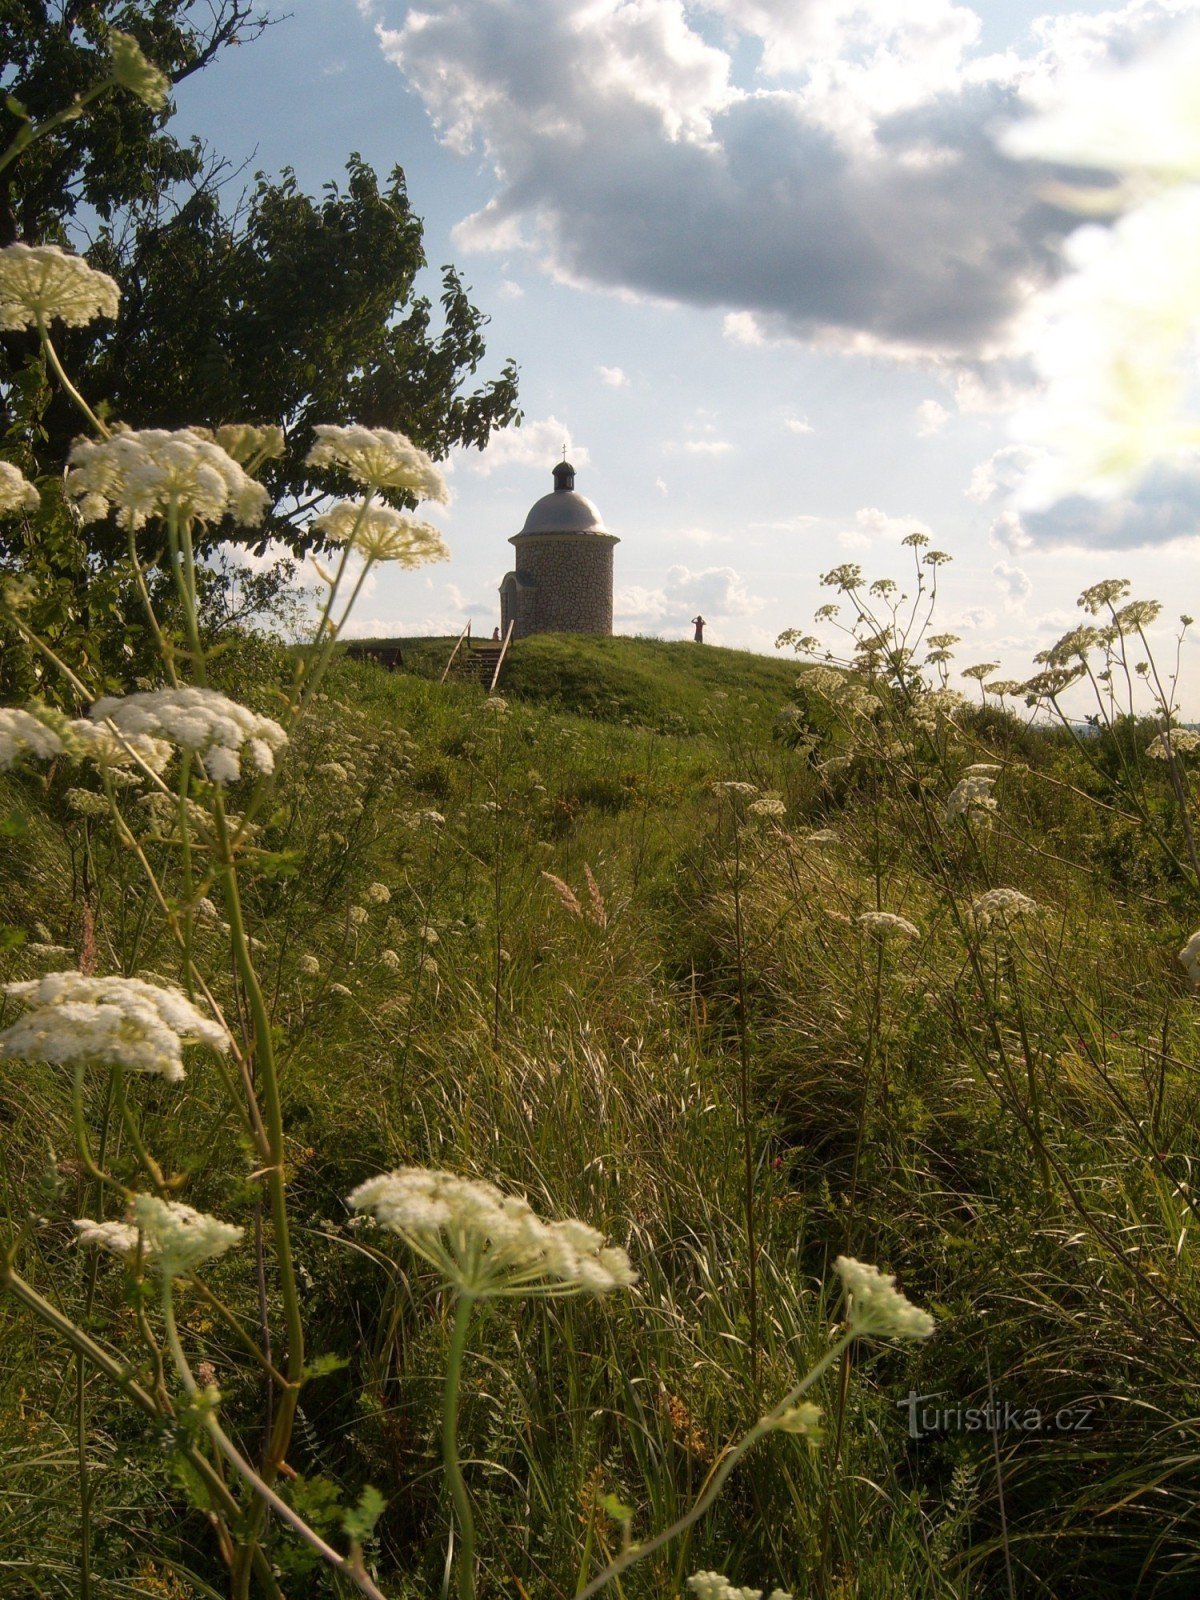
[491,626,501,641]
[692,615,707,643]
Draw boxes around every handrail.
[439,619,471,685]
[488,619,515,693]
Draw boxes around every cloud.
[973,447,1200,550]
[916,398,949,436]
[374,0,1191,359]
[993,559,1032,605]
[785,415,815,435]
[723,311,768,346]
[461,416,590,475]
[847,506,935,543]
[655,476,669,495]
[615,563,764,628]
[598,364,629,386]
[498,278,524,299]
[677,438,734,456]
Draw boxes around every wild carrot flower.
[1148,729,1200,759]
[88,688,286,784]
[946,773,997,824]
[857,911,920,940]
[749,793,787,818]
[366,882,391,904]
[379,949,402,971]
[1178,930,1200,988]
[108,29,170,109]
[306,425,448,502]
[0,708,64,769]
[212,423,285,465]
[347,1168,637,1298]
[73,1218,145,1259]
[130,1195,243,1276]
[687,1573,792,1600]
[971,888,1039,927]
[348,905,368,926]
[0,244,120,330]
[298,953,321,977]
[0,462,39,515]
[310,498,448,564]
[0,972,229,1082]
[67,428,269,530]
[835,1256,934,1340]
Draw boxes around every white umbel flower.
[946,773,997,824]
[0,244,120,330]
[131,1194,243,1276]
[687,1574,793,1600]
[0,462,39,515]
[347,1167,638,1298]
[0,707,63,770]
[88,688,287,784]
[307,425,448,502]
[835,1256,934,1341]
[108,29,170,110]
[1148,729,1200,759]
[67,428,269,530]
[856,911,920,940]
[0,971,230,1082]
[971,887,1039,928]
[1179,929,1200,989]
[73,1218,145,1259]
[310,498,448,565]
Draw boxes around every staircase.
[450,643,503,687]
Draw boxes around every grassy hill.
[347,632,801,736]
[3,627,1200,1599]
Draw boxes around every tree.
[0,3,521,561]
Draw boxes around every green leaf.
[303,1352,349,1381]
[342,1485,386,1544]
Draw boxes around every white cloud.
[615,563,764,628]
[916,398,949,436]
[785,415,814,434]
[678,438,734,456]
[461,416,590,475]
[598,364,629,386]
[966,444,1044,504]
[993,559,1032,605]
[723,310,768,346]
[847,506,935,543]
[655,476,669,495]
[498,278,524,299]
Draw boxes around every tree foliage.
[0,2,522,559]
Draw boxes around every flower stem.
[443,1291,479,1600]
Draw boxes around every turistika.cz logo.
[897,1391,1097,1441]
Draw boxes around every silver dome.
[518,489,608,536]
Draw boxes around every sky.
[170,0,1200,700]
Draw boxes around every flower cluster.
[130,1195,243,1276]
[89,688,287,784]
[1179,930,1200,989]
[306,425,448,502]
[310,498,449,565]
[0,708,64,770]
[946,771,997,824]
[67,428,269,530]
[857,911,920,940]
[0,462,39,516]
[835,1256,935,1340]
[0,972,230,1082]
[0,244,120,330]
[971,888,1039,928]
[687,1573,792,1600]
[1148,729,1200,760]
[108,28,169,108]
[348,1168,638,1298]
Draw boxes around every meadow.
[3,610,1199,1598]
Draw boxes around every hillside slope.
[348,632,800,735]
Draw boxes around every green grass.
[346,632,802,737]
[3,633,1200,1599]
